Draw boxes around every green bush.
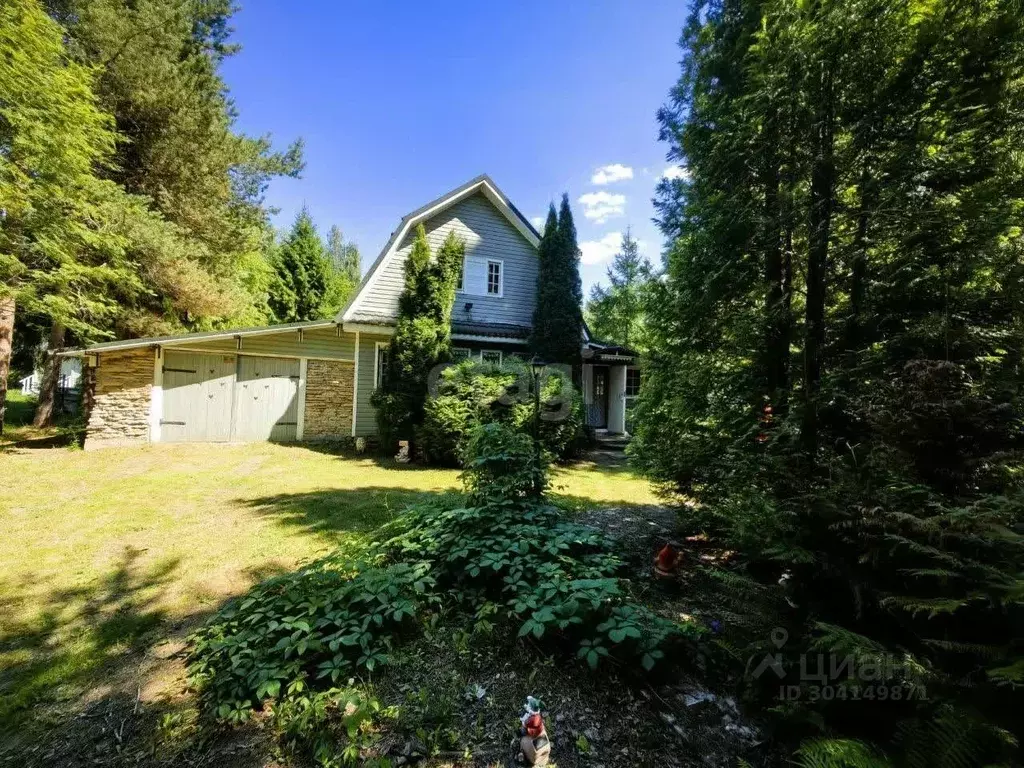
[187,421,694,765]
[418,357,585,466]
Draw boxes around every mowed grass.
[0,441,661,742]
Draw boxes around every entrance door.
[161,351,236,442]
[231,356,300,441]
[591,367,609,428]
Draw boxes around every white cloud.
[579,232,622,265]
[662,164,691,182]
[530,215,545,231]
[578,191,626,223]
[591,163,634,185]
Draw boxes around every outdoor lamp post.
[529,357,546,496]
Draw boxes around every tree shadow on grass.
[282,439,461,473]
[244,486,461,544]
[0,545,291,767]
[0,547,178,726]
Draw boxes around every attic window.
[456,257,464,292]
[487,261,502,296]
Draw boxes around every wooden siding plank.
[359,193,538,327]
[165,327,354,360]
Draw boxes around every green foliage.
[418,357,586,466]
[531,196,584,368]
[269,209,342,322]
[633,0,1024,763]
[0,0,134,327]
[188,421,692,762]
[795,738,890,768]
[371,226,464,450]
[324,224,361,311]
[49,0,304,335]
[585,229,654,352]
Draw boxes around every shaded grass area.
[0,390,83,448]
[0,442,659,762]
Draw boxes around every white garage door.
[231,355,300,442]
[161,351,236,442]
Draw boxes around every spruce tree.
[269,209,331,322]
[371,225,464,451]
[531,195,584,368]
[585,229,653,351]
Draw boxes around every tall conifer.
[531,196,584,369]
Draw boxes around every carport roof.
[60,319,338,355]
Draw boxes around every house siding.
[355,333,389,436]
[357,193,538,328]
[163,326,355,360]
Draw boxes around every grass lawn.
[0,440,661,757]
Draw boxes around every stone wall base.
[84,348,153,450]
[303,359,354,439]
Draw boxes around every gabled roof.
[339,174,541,324]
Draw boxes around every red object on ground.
[525,713,544,738]
[655,543,681,578]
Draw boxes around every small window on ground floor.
[375,344,388,389]
[626,367,641,397]
[452,347,471,361]
[480,349,502,365]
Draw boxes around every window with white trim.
[375,344,388,389]
[452,347,471,361]
[626,368,641,397]
[486,261,502,296]
[480,349,502,365]
[456,258,464,292]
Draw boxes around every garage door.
[231,355,300,442]
[161,351,236,442]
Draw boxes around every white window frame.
[480,349,502,365]
[486,259,503,297]
[452,347,471,361]
[455,256,465,292]
[374,341,388,389]
[625,367,641,398]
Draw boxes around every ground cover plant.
[0,439,663,765]
[186,423,702,765]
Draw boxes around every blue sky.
[221,2,689,296]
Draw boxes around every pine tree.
[371,225,464,451]
[531,195,584,368]
[269,210,332,323]
[47,0,303,336]
[585,229,653,351]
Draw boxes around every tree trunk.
[802,66,835,457]
[33,321,67,428]
[0,296,13,436]
[847,164,874,351]
[763,109,787,404]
